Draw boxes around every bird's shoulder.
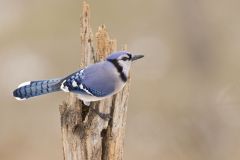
[61,61,115,97]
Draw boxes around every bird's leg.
[89,103,111,121]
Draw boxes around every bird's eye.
[121,57,128,61]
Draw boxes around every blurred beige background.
[1,0,240,160]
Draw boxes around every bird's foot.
[89,106,111,121]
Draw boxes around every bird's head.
[106,51,144,81]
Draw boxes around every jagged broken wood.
[59,1,130,160]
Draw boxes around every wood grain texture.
[59,1,130,160]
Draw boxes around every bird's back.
[61,60,124,102]
[82,61,122,96]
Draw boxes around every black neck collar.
[107,59,127,82]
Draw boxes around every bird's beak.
[132,54,144,61]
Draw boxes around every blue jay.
[13,51,144,105]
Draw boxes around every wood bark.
[59,1,130,160]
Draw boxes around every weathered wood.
[59,1,130,160]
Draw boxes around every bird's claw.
[90,107,111,121]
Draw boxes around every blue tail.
[13,78,62,100]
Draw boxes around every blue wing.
[62,61,116,97]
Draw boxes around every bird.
[13,51,144,105]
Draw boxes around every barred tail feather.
[13,78,62,100]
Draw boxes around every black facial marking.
[127,53,132,60]
[107,59,127,82]
[121,57,128,61]
[121,54,132,61]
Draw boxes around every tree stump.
[59,1,130,160]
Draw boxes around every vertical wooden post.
[59,1,130,160]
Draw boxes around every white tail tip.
[15,97,27,101]
[17,81,31,88]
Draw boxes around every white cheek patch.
[118,60,131,76]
